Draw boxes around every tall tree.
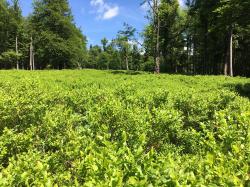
[214,0,250,76]
[184,0,250,76]
[159,0,185,73]
[101,37,108,52]
[0,0,10,55]
[116,23,136,71]
[10,0,22,69]
[0,0,25,69]
[142,0,161,73]
[143,0,185,73]
[30,0,87,69]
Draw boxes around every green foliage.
[0,70,249,186]
[0,0,27,69]
[29,0,87,69]
[141,0,250,76]
[0,50,21,68]
[142,56,155,72]
[0,0,249,76]
[86,31,144,71]
[182,0,250,76]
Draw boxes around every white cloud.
[90,0,104,6]
[90,0,119,20]
[103,6,119,19]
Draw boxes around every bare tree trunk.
[29,36,35,70]
[126,54,129,71]
[203,21,208,75]
[155,16,160,73]
[154,0,160,74]
[16,36,19,70]
[144,0,160,73]
[229,27,233,77]
[187,36,190,67]
[30,37,33,70]
[32,52,35,70]
[224,35,229,76]
[224,61,228,76]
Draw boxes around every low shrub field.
[0,70,249,186]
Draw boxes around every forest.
[0,0,249,76]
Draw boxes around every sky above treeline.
[19,0,185,46]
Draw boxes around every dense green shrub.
[0,70,249,186]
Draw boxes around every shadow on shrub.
[110,70,144,75]
[225,83,250,99]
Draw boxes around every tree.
[131,44,143,71]
[116,23,136,71]
[10,0,22,69]
[214,0,250,76]
[87,45,102,69]
[159,0,185,73]
[0,50,21,69]
[30,0,87,69]
[0,0,26,69]
[101,37,109,52]
[142,0,161,73]
[106,40,122,70]
[181,0,250,77]
[0,0,10,55]
[143,0,186,73]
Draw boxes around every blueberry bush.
[0,70,249,186]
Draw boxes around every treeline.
[0,0,87,70]
[142,0,250,76]
[86,23,153,71]
[87,0,250,76]
[0,0,249,76]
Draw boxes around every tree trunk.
[16,36,19,70]
[224,61,228,76]
[125,55,129,71]
[224,35,229,76]
[187,36,190,68]
[229,27,233,77]
[33,52,35,70]
[155,0,160,74]
[107,62,109,70]
[29,37,33,70]
[203,21,208,75]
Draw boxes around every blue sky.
[19,0,184,46]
